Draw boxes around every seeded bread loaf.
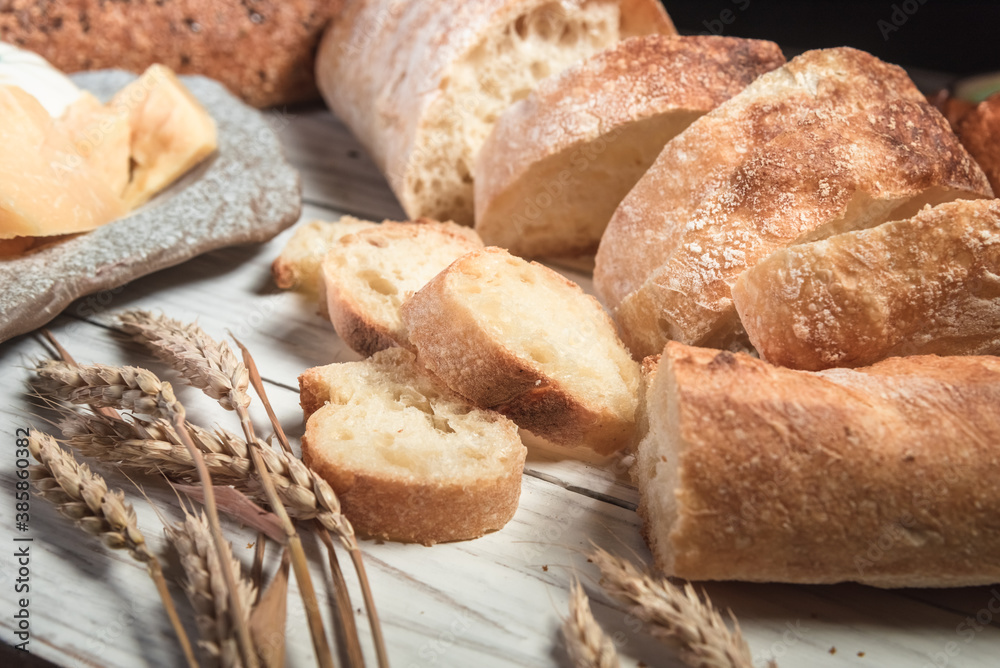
[401,247,640,454]
[315,0,675,226]
[300,347,526,544]
[474,34,785,258]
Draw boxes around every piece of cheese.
[113,65,218,208]
[58,92,131,196]
[0,85,128,239]
[0,41,83,117]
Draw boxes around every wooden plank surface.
[1,103,999,668]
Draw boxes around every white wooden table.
[2,102,999,668]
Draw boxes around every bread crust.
[594,47,928,313]
[958,93,1000,196]
[733,199,1000,370]
[613,99,992,358]
[0,0,340,108]
[402,247,638,455]
[638,342,1000,587]
[474,34,785,258]
[316,0,674,225]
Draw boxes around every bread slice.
[474,35,785,258]
[271,217,377,291]
[300,347,526,545]
[316,0,675,226]
[958,92,1000,195]
[594,47,929,313]
[613,99,992,358]
[401,246,640,454]
[636,342,1000,587]
[732,199,1000,370]
[321,220,484,356]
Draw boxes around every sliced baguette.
[594,47,929,312]
[316,0,675,226]
[271,216,377,291]
[401,247,640,454]
[474,35,785,258]
[732,199,1000,370]
[636,342,1000,587]
[322,219,484,356]
[300,347,526,545]
[614,99,992,358]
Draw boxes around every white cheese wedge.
[0,41,82,117]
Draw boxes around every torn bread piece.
[322,219,484,356]
[732,199,1000,370]
[300,347,526,545]
[474,34,785,258]
[402,247,640,455]
[636,342,1000,587]
[271,217,378,291]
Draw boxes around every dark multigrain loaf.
[0,0,342,107]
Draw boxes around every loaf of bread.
[300,347,526,544]
[474,34,785,258]
[958,93,1000,196]
[0,0,340,108]
[401,246,640,454]
[315,0,675,226]
[636,342,1000,587]
[613,99,992,358]
[732,199,1000,370]
[594,48,927,314]
[322,220,483,356]
[272,217,378,292]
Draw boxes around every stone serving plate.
[0,70,302,343]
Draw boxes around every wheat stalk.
[27,430,198,668]
[34,359,260,668]
[591,548,755,668]
[563,579,620,668]
[166,511,257,668]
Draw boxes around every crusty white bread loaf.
[272,217,377,291]
[958,93,1000,195]
[636,342,1000,587]
[322,220,484,356]
[300,347,526,544]
[401,247,640,454]
[474,35,785,258]
[594,47,929,313]
[732,199,1000,370]
[316,0,675,226]
[615,98,992,357]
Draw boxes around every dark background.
[663,1,1000,77]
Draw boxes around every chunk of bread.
[636,342,1000,587]
[401,247,640,454]
[732,199,1000,370]
[613,99,992,358]
[271,217,377,291]
[316,0,675,226]
[594,47,928,313]
[958,92,1000,195]
[474,35,785,258]
[300,347,526,544]
[322,220,484,356]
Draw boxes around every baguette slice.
[474,35,785,258]
[271,217,377,291]
[594,47,929,312]
[322,220,484,356]
[614,99,992,358]
[636,342,1000,587]
[300,347,526,545]
[401,247,640,454]
[732,199,1000,370]
[316,0,675,226]
[958,92,1000,195]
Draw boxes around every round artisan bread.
[401,246,641,454]
[474,34,785,258]
[300,347,526,545]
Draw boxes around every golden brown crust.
[958,93,1000,196]
[614,98,992,358]
[733,199,1000,370]
[0,0,340,108]
[641,343,1000,587]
